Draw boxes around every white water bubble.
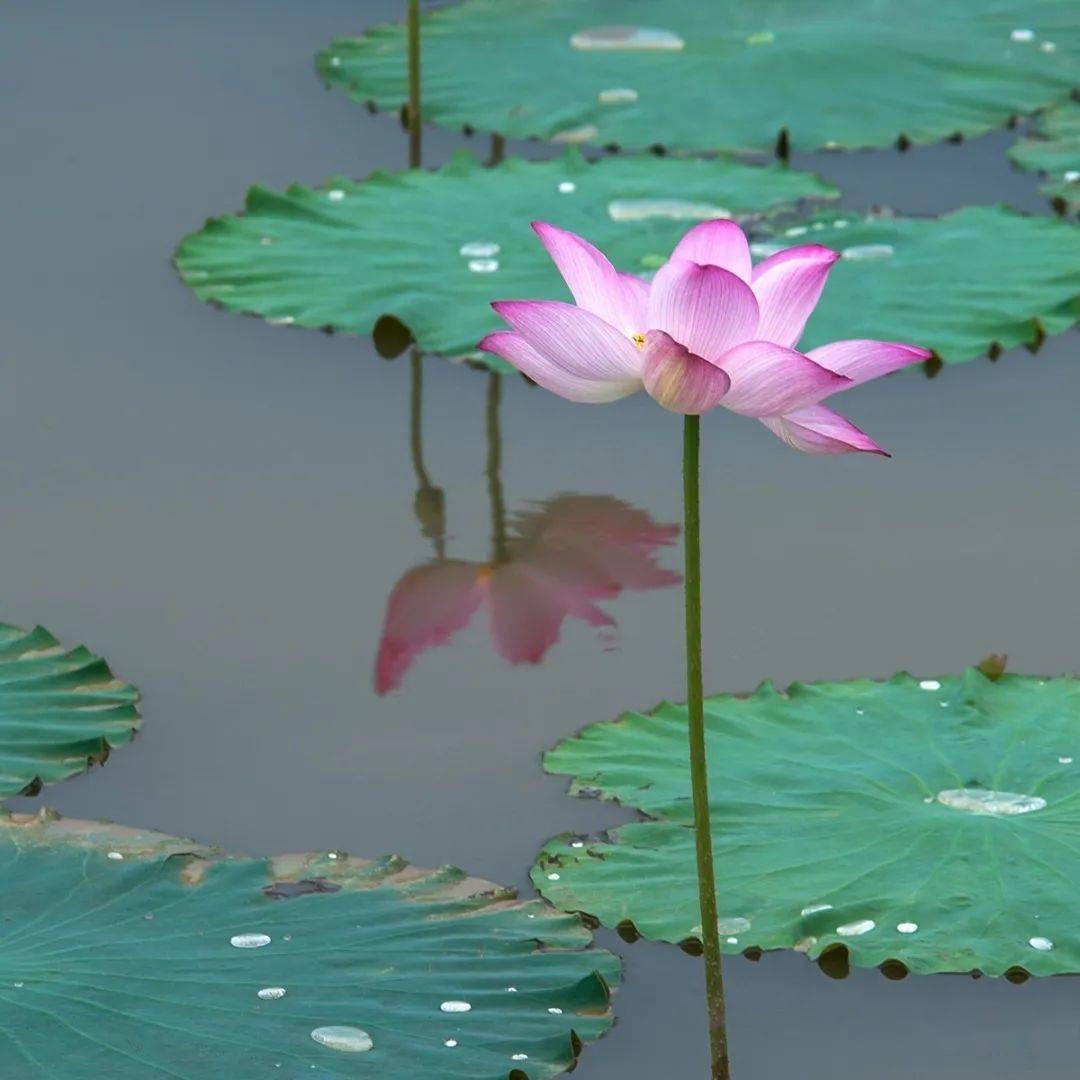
[558,181,577,194]
[467,259,500,273]
[897,922,919,934]
[107,851,124,861]
[258,987,287,1000]
[919,679,941,691]
[440,1000,472,1013]
[326,189,346,202]
[801,903,834,918]
[1010,28,1035,42]
[1029,936,1054,951]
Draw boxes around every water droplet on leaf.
[843,244,895,261]
[230,933,271,949]
[598,87,639,104]
[936,788,1046,816]
[570,26,685,52]
[836,919,876,937]
[459,241,500,258]
[608,199,731,223]
[310,1026,373,1053]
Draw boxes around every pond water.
[6,2,1080,1076]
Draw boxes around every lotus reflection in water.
[375,493,680,693]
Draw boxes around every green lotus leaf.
[174,155,1080,370]
[0,621,139,799]
[1009,101,1080,214]
[173,148,835,365]
[316,1,1079,154]
[534,669,1080,978]
[768,205,1080,365]
[0,809,618,1078]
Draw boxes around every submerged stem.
[683,414,731,1080]
[409,350,445,559]
[486,372,508,564]
[409,351,432,491]
[407,0,421,168]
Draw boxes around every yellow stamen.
[631,332,646,349]
[475,564,494,583]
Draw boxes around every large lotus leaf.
[769,206,1080,365]
[0,810,618,1078]
[173,148,835,364]
[1009,101,1080,214]
[0,622,139,799]
[316,1,1080,154]
[534,670,1080,978]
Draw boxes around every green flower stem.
[683,414,731,1080]
[486,372,508,564]
[407,0,421,168]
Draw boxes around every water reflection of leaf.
[375,494,680,694]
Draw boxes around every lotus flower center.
[631,333,646,349]
[475,564,494,583]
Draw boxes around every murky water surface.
[5,2,1080,1076]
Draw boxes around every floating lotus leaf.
[317,1,1079,154]
[1009,101,1080,214]
[174,148,835,364]
[768,206,1080,365]
[534,670,1080,978]
[0,810,618,1078]
[0,621,139,798]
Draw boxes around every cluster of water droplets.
[459,240,500,274]
[1010,27,1057,52]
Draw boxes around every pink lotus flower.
[479,220,931,455]
[375,494,680,693]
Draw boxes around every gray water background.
[5,2,1080,1076]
